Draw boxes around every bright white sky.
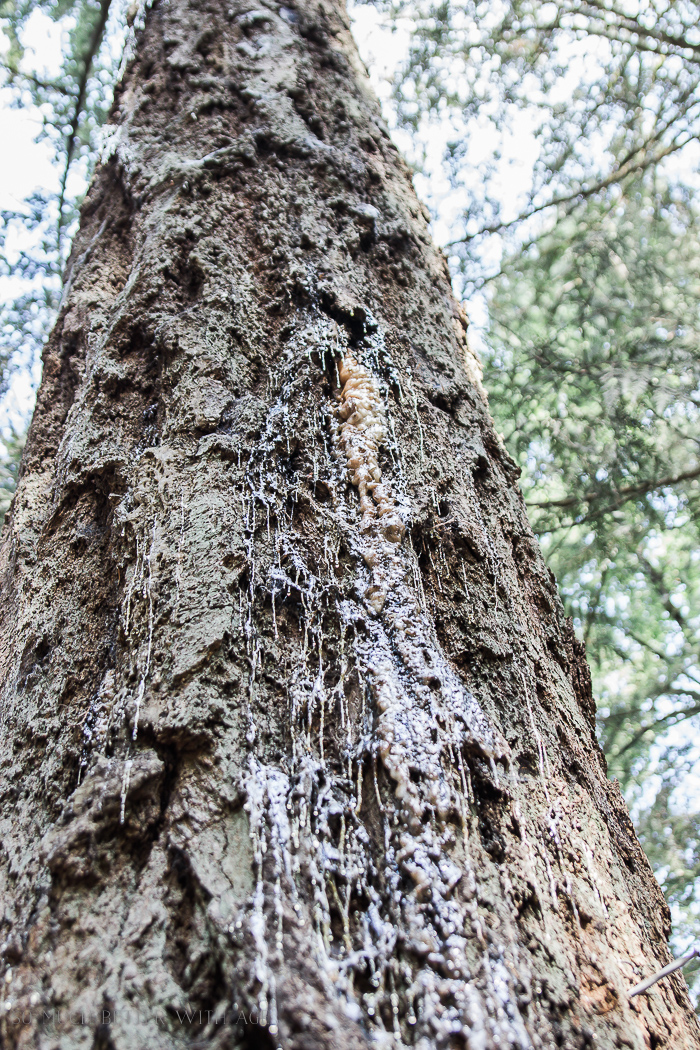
[0,11,63,211]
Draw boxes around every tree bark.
[0,0,697,1047]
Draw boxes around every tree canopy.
[2,0,700,999]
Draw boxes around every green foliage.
[389,0,700,292]
[637,773,700,987]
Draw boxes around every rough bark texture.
[0,1,697,1048]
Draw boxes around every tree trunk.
[0,1,697,1047]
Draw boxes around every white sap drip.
[132,516,155,742]
[123,529,143,636]
[233,314,536,1047]
[519,668,552,800]
[119,759,133,826]
[243,759,296,1030]
[175,485,185,615]
[106,496,162,821]
[328,347,535,1047]
[579,838,609,917]
[333,352,508,823]
[77,670,117,784]
[512,800,549,938]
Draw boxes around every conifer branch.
[447,136,692,246]
[57,0,113,260]
[1,61,77,97]
[527,466,700,512]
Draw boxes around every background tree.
[1,0,698,1047]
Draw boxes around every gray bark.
[0,0,697,1047]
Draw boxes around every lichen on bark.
[0,0,698,1048]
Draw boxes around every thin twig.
[628,948,699,998]
[1,62,77,97]
[571,0,700,58]
[527,465,700,511]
